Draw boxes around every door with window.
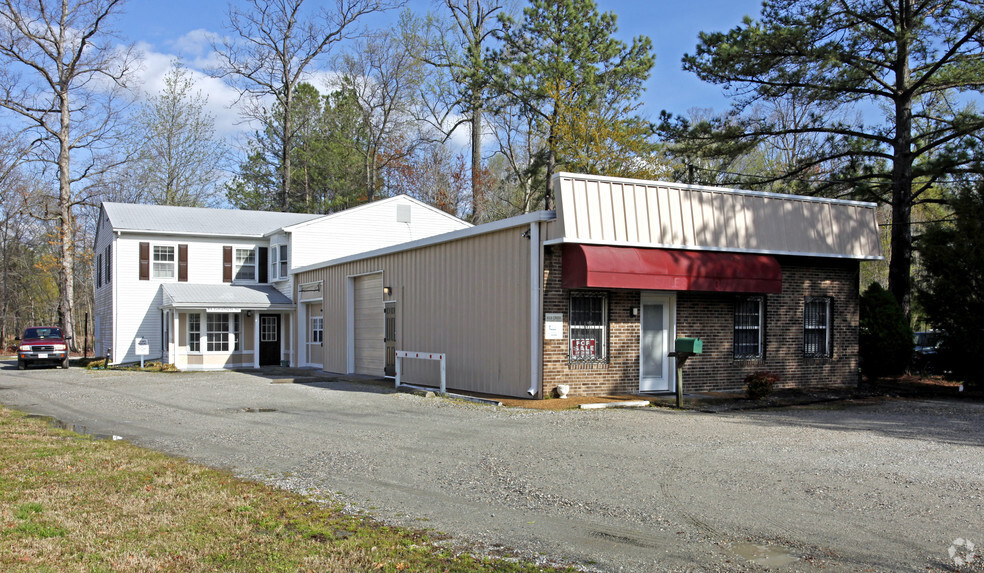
[384,301,397,377]
[307,303,323,366]
[639,293,675,393]
[259,314,281,366]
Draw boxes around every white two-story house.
[93,197,470,369]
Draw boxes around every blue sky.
[112,0,765,136]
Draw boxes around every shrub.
[859,282,913,379]
[744,371,779,400]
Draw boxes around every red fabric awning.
[561,244,782,293]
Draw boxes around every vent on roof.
[396,204,411,223]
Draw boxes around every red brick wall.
[540,247,860,397]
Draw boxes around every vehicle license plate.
[37,353,48,358]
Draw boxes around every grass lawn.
[0,407,571,572]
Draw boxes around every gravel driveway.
[1,363,982,572]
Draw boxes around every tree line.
[1,0,982,355]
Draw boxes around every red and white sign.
[571,339,596,358]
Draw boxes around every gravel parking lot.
[1,362,982,572]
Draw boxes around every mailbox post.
[668,337,703,408]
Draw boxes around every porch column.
[253,312,260,369]
[171,311,179,366]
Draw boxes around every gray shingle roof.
[102,202,321,237]
[161,284,293,308]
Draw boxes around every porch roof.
[160,284,293,310]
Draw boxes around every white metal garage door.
[354,274,384,375]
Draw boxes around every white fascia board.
[543,237,886,261]
[113,228,270,240]
[552,171,880,209]
[291,211,555,275]
[160,302,296,311]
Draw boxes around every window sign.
[544,313,564,340]
[571,338,596,359]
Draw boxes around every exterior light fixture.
[383,286,392,296]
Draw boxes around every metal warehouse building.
[292,172,882,399]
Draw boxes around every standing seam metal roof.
[102,202,322,236]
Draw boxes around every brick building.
[294,173,881,398]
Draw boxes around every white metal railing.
[394,350,446,394]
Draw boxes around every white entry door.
[640,293,675,393]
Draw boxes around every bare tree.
[211,0,402,212]
[415,0,505,222]
[128,62,229,207]
[333,24,425,202]
[0,0,136,350]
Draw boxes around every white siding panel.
[288,197,470,270]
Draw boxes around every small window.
[279,245,288,278]
[235,248,255,281]
[569,292,608,362]
[311,316,323,343]
[153,246,175,278]
[734,296,764,359]
[188,314,201,352]
[261,316,278,342]
[804,297,832,357]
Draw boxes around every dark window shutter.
[257,247,268,283]
[106,245,111,283]
[139,242,150,280]
[223,246,232,282]
[178,244,188,282]
[96,254,102,288]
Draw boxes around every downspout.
[528,220,542,396]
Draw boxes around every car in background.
[912,330,942,374]
[16,326,70,370]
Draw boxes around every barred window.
[734,296,764,359]
[804,297,832,357]
[569,292,608,362]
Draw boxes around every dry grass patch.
[0,407,572,572]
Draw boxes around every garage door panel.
[354,274,383,376]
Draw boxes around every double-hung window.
[278,245,288,278]
[206,313,239,352]
[569,292,608,362]
[234,248,255,281]
[188,314,201,352]
[153,246,175,278]
[804,297,832,357]
[311,316,323,343]
[734,296,764,359]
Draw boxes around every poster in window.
[572,338,596,359]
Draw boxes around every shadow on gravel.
[727,398,984,448]
[235,367,395,395]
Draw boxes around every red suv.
[16,327,70,370]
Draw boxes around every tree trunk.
[281,84,293,212]
[889,0,914,317]
[471,103,483,222]
[58,89,77,351]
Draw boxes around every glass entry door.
[639,294,675,393]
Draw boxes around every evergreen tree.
[493,0,655,209]
[671,0,984,314]
[916,181,984,386]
